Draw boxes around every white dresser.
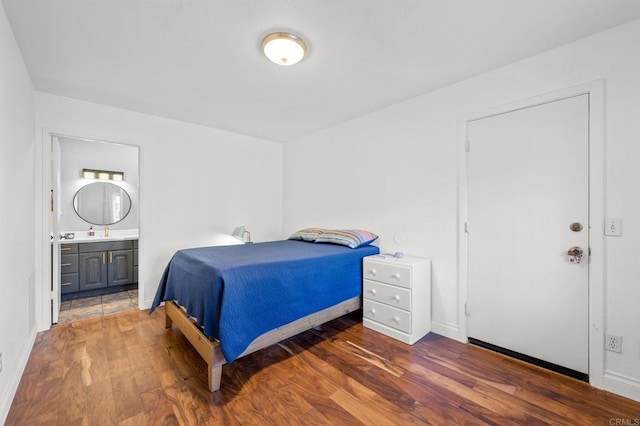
[362,254,431,344]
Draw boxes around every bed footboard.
[164,295,362,392]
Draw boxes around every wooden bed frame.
[164,295,362,391]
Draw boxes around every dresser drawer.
[363,261,411,288]
[363,279,411,311]
[60,253,79,274]
[363,299,411,334]
[60,273,79,294]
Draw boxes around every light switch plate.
[605,218,622,236]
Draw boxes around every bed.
[150,237,379,391]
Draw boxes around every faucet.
[104,225,109,237]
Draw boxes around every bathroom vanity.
[58,235,138,300]
[51,176,140,302]
[55,179,138,301]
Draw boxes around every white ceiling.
[4,1,640,142]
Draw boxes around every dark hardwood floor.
[7,307,640,425]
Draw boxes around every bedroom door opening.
[465,94,589,379]
[51,135,140,325]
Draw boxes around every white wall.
[0,2,36,423]
[58,136,139,232]
[284,19,640,401]
[35,92,283,318]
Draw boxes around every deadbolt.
[570,222,583,232]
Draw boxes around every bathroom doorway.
[51,135,140,324]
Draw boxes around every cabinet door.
[108,249,133,286]
[79,252,108,291]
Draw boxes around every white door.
[467,94,589,375]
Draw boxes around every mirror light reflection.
[73,182,132,225]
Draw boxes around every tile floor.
[57,289,138,324]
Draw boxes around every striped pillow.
[315,229,378,249]
[288,227,326,242]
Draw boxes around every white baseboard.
[430,320,464,343]
[141,296,154,310]
[36,318,51,332]
[604,370,640,403]
[431,322,639,404]
[0,326,37,425]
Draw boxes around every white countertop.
[55,229,138,244]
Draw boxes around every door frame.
[457,80,605,388]
[36,128,141,331]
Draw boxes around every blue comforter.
[150,240,379,362]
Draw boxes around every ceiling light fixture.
[262,32,307,66]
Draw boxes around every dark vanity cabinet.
[79,240,134,290]
[60,243,80,294]
[60,239,137,298]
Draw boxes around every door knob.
[567,246,584,264]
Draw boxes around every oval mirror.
[73,182,132,225]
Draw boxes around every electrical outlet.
[606,334,622,353]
